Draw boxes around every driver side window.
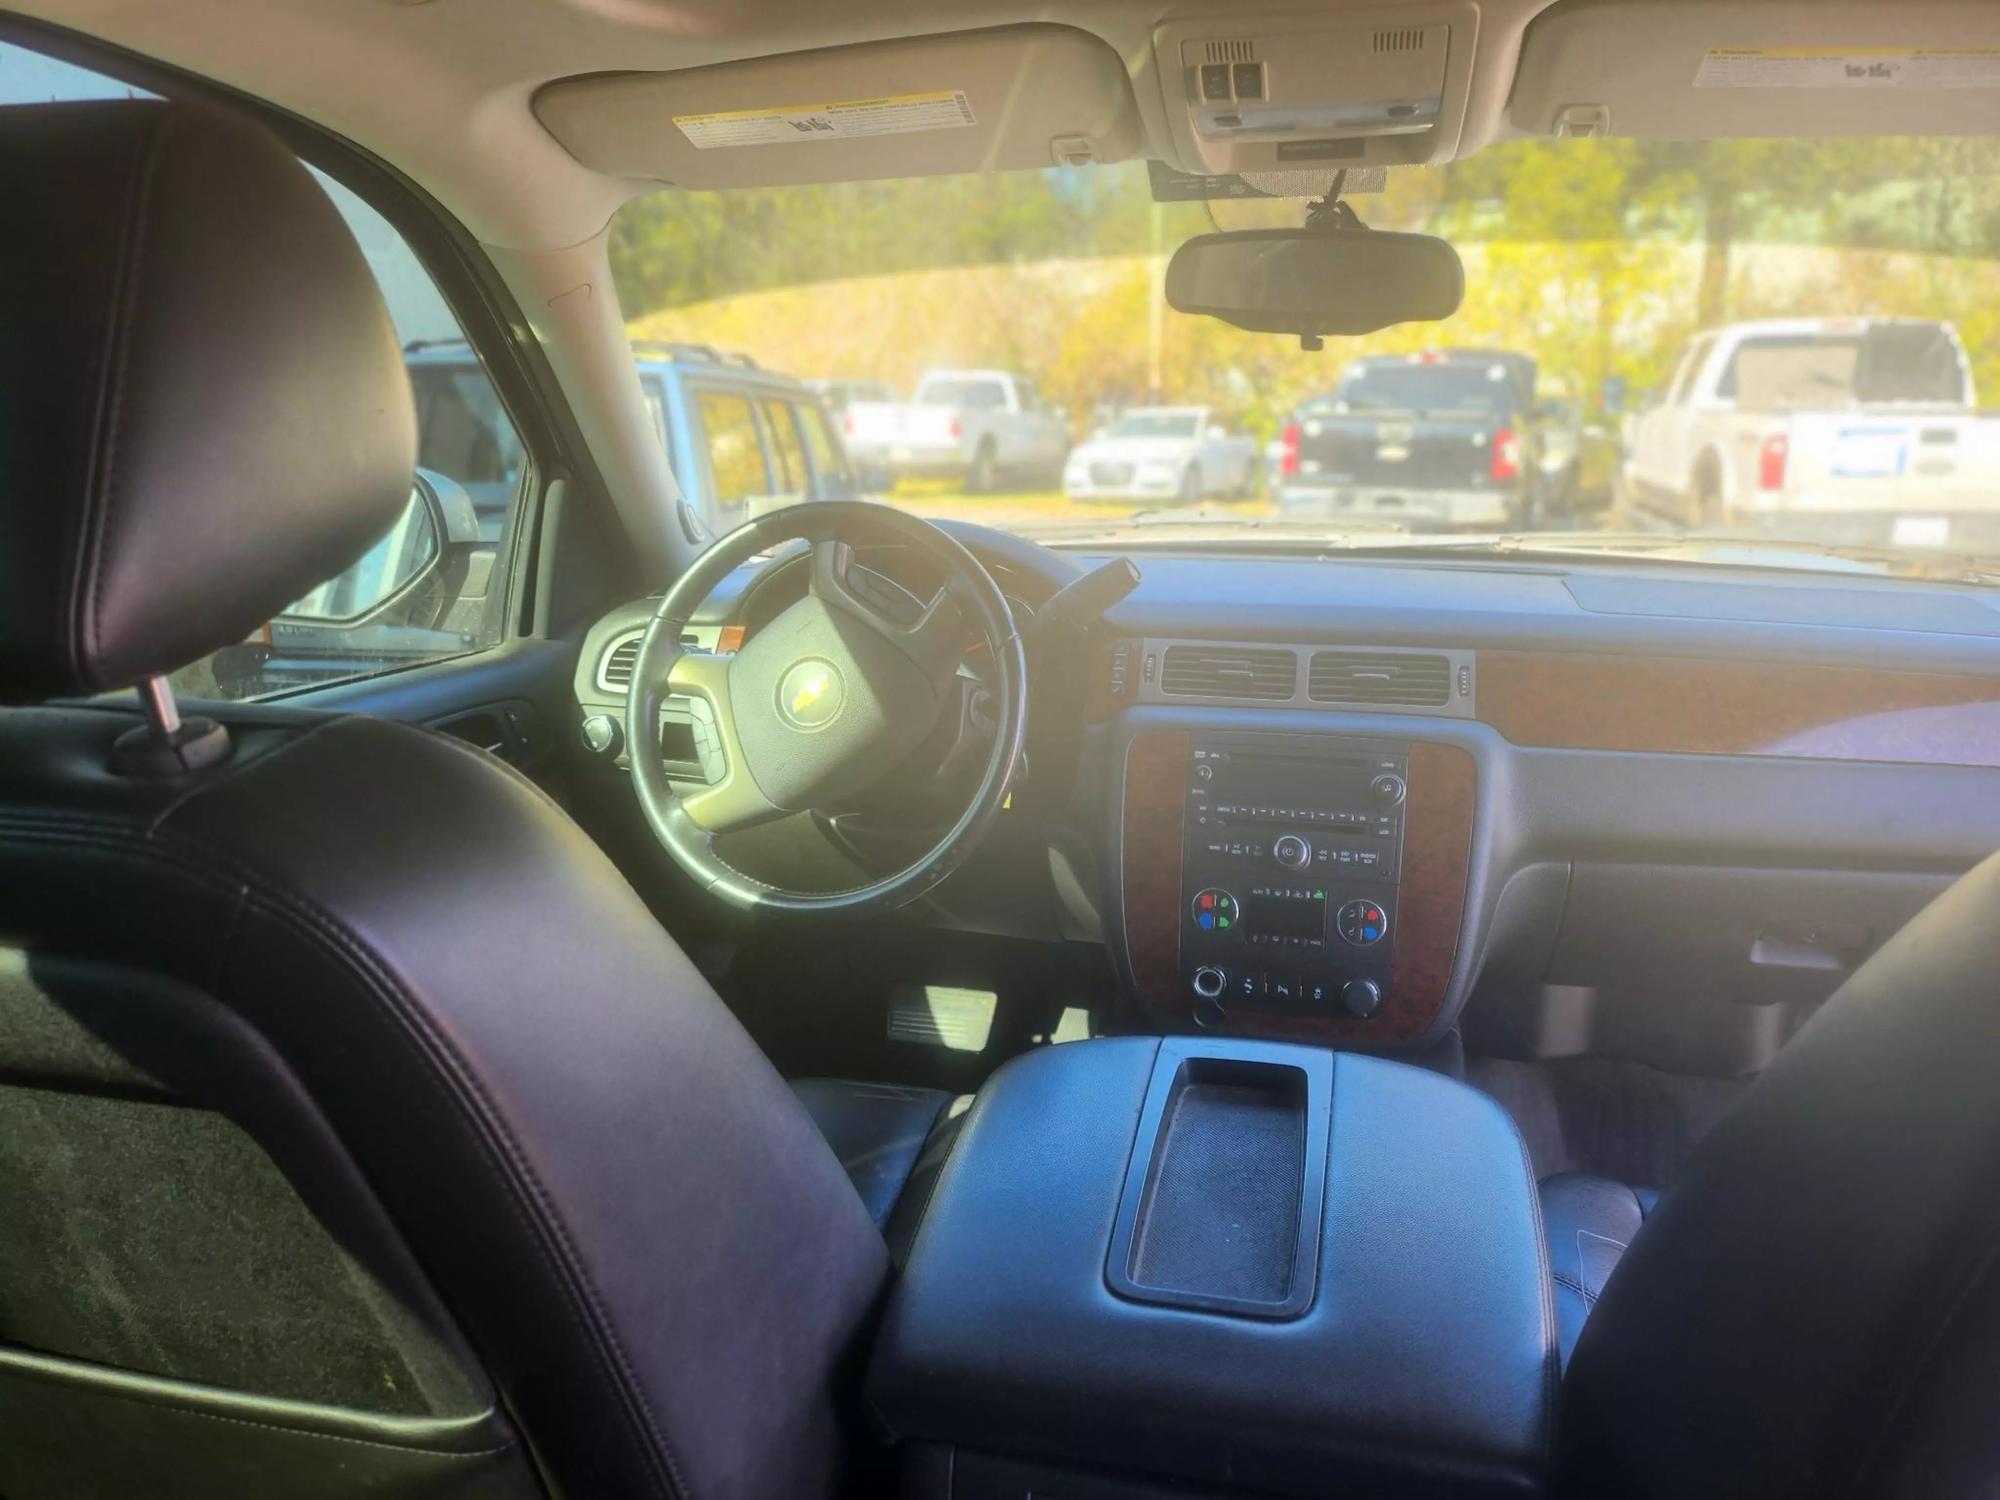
[1,39,528,703]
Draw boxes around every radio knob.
[1272,833,1313,870]
[1191,966,1228,1001]
[1341,978,1384,1019]
[1369,772,1406,806]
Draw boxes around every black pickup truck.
[1273,350,1544,530]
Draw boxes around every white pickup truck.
[1625,317,2000,547]
[1062,407,1260,504]
[842,369,1070,493]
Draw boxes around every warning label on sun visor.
[673,91,977,149]
[1694,48,2000,89]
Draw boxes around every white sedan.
[1063,408,1260,504]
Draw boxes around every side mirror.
[1166,228,1463,340]
[275,469,472,625]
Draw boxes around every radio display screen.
[1195,747,1391,835]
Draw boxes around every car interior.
[4,1,2000,1497]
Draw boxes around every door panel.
[305,638,579,784]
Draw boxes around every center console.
[867,1035,1554,1499]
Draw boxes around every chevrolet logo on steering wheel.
[777,659,844,730]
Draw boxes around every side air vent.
[597,630,700,693]
[1308,649,1452,707]
[1204,38,1256,62]
[1373,27,1424,52]
[1161,645,1297,701]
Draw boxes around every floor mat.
[1466,1055,1753,1190]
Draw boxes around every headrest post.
[110,676,230,779]
[138,676,182,739]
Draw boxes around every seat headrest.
[0,100,417,703]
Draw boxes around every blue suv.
[407,338,856,539]
[213,341,853,697]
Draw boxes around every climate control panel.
[1179,733,1405,1025]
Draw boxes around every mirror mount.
[1296,189,1370,353]
[1302,189,1367,235]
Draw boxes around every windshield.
[609,136,2000,582]
[1111,411,1203,439]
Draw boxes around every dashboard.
[570,525,2000,1067]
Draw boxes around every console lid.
[868,1036,1554,1497]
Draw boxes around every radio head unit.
[1181,733,1407,1025]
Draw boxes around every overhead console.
[1151,3,1482,176]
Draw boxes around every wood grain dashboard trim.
[1119,728,1190,1019]
[1480,651,2000,768]
[1118,730,1475,1045]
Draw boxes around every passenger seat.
[790,1080,970,1261]
[1539,1172,1659,1366]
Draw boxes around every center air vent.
[1308,650,1451,707]
[597,630,700,693]
[1161,645,1297,701]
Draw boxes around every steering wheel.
[626,502,1027,913]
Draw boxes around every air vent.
[1308,650,1451,707]
[1373,27,1424,53]
[1204,38,1256,63]
[601,636,642,691]
[1161,645,1297,701]
[597,630,700,693]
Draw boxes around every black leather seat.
[790,1080,968,1260]
[0,98,893,1500]
[1556,847,2000,1496]
[790,1080,958,1228]
[1537,1172,1658,1368]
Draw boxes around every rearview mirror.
[1165,229,1463,341]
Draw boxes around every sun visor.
[535,24,1144,188]
[1512,0,2000,140]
